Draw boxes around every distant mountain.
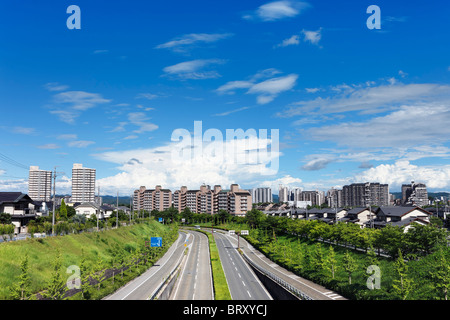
[101,195,132,205]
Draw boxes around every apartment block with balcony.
[71,163,96,203]
[28,166,52,202]
[133,185,172,212]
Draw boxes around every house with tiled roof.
[366,206,431,231]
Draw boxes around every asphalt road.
[213,231,272,300]
[170,230,214,300]
[103,232,187,300]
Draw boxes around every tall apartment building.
[172,184,252,216]
[133,185,172,212]
[278,185,289,203]
[402,181,428,207]
[327,187,343,208]
[252,187,273,203]
[28,166,52,201]
[71,163,96,203]
[342,182,389,207]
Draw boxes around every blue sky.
[1,0,450,196]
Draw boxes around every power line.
[0,151,28,170]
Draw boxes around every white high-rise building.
[71,163,96,203]
[252,187,273,203]
[28,166,52,201]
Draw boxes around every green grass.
[200,230,232,300]
[0,221,177,300]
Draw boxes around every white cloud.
[306,103,450,148]
[128,112,158,133]
[49,90,111,124]
[356,160,450,190]
[275,35,300,48]
[44,82,69,92]
[156,33,233,53]
[37,143,61,149]
[217,71,298,104]
[12,127,35,135]
[162,59,226,80]
[257,175,303,191]
[68,140,95,148]
[245,1,310,22]
[301,157,334,171]
[93,134,280,194]
[279,80,450,117]
[302,28,322,45]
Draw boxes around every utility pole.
[116,191,119,228]
[51,166,64,236]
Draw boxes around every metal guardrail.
[241,252,314,300]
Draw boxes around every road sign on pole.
[151,237,162,247]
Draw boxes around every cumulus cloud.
[355,160,450,190]
[93,132,281,194]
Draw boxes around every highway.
[170,230,214,300]
[213,231,272,300]
[103,232,187,300]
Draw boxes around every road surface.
[170,230,214,300]
[103,232,187,300]
[213,231,272,300]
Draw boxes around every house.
[75,202,101,219]
[366,206,431,231]
[0,192,37,234]
[340,207,375,227]
[320,208,347,224]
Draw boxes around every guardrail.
[241,251,314,300]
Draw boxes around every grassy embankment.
[0,220,178,300]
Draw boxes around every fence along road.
[103,232,187,300]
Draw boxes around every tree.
[44,250,67,300]
[430,247,450,300]
[92,255,106,291]
[0,212,12,224]
[325,245,338,279]
[311,243,324,273]
[79,250,91,299]
[9,253,32,300]
[60,199,68,220]
[342,250,357,285]
[392,249,413,300]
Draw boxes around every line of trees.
[244,209,448,260]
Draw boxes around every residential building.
[0,192,37,234]
[28,166,52,202]
[366,206,431,231]
[172,183,252,216]
[402,181,428,207]
[252,187,272,204]
[326,187,343,208]
[132,185,172,212]
[341,207,376,228]
[278,185,289,203]
[71,163,96,203]
[342,182,389,207]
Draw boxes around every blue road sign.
[151,237,162,247]
[158,218,163,223]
